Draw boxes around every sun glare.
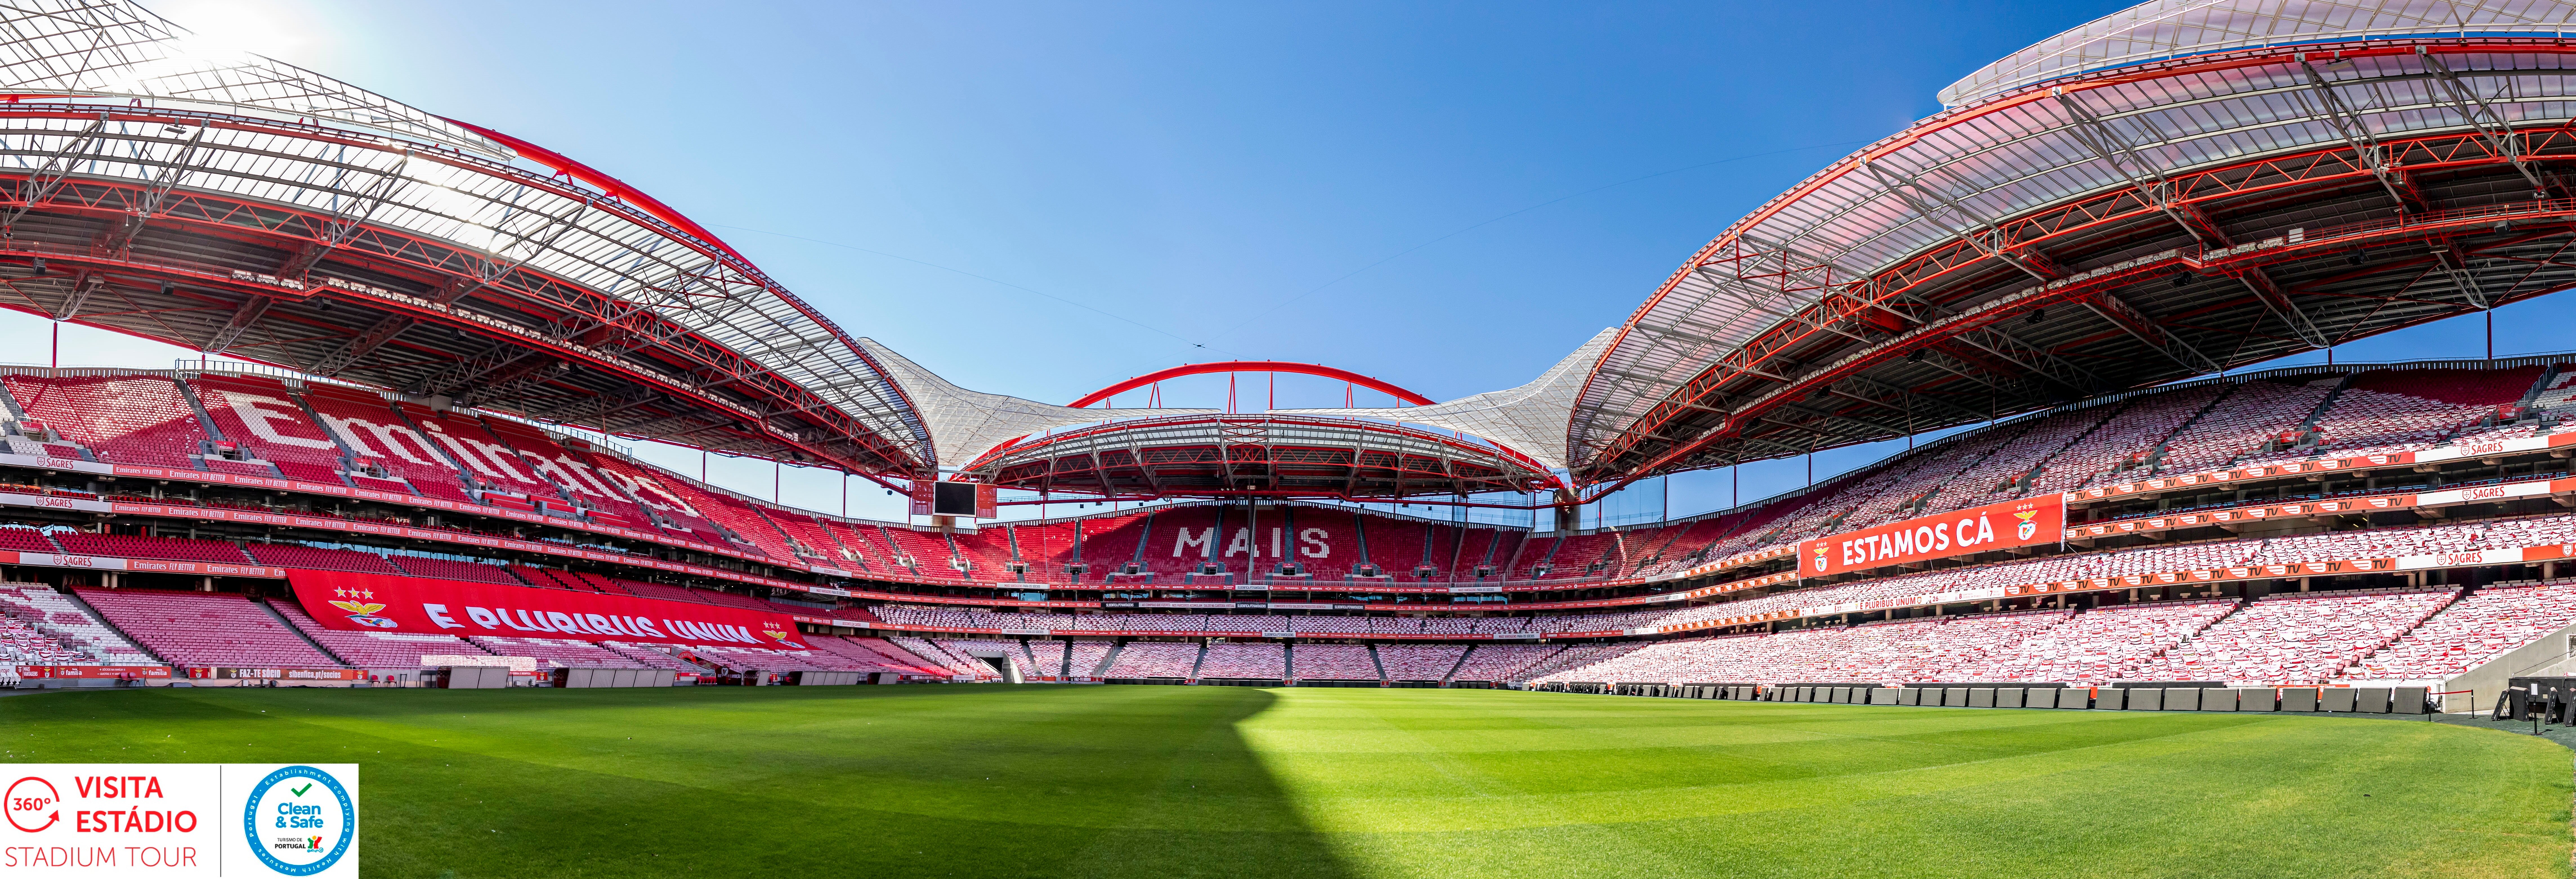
[149,0,310,61]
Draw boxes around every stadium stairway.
[1441,647,1473,682]
[258,597,350,667]
[1369,644,1387,682]
[61,588,164,665]
[1091,641,1124,677]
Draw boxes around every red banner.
[287,570,810,651]
[1800,495,2065,577]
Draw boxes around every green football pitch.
[3,685,2567,878]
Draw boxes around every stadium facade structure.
[11,0,2576,695]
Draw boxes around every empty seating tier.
[2,374,207,468]
[76,589,339,668]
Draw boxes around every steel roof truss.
[2414,47,2550,196]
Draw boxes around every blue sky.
[20,0,2573,525]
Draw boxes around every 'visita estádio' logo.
[242,766,354,876]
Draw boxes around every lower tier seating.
[1291,644,1379,681]
[0,584,154,663]
[1446,644,1563,682]
[76,588,339,668]
[276,602,480,667]
[1103,642,1200,678]
[1197,642,1286,679]
[468,635,651,669]
[1376,644,1466,680]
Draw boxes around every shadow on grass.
[1046,685,1356,879]
[24,684,1359,879]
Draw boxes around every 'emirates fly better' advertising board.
[285,571,810,651]
[1799,495,2066,578]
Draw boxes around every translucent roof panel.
[1275,327,1615,470]
[859,339,1213,468]
[1942,0,2576,108]
[1575,26,2576,476]
[0,0,508,156]
[0,0,939,470]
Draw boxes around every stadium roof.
[1566,0,2576,494]
[1941,0,2576,108]
[0,0,929,477]
[1273,327,1617,471]
[857,338,1213,467]
[958,413,1558,501]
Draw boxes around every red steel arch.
[1070,361,1433,408]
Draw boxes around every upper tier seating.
[1928,407,2115,514]
[2156,379,2338,472]
[1281,506,1361,578]
[1141,507,1225,578]
[1197,642,1287,679]
[77,589,339,668]
[2124,588,2457,685]
[2023,388,2220,494]
[386,556,527,586]
[1364,518,1437,579]
[578,452,730,540]
[1538,530,1625,581]
[645,477,802,562]
[1073,512,1152,578]
[470,418,659,528]
[810,518,888,571]
[2237,367,2543,467]
[1,374,208,468]
[1290,643,1379,680]
[404,410,568,502]
[761,506,852,566]
[1098,641,1197,678]
[185,373,350,485]
[882,526,968,580]
[275,602,479,667]
[299,384,476,502]
[243,543,404,575]
[951,525,1018,577]
[2342,581,2576,681]
[0,525,56,554]
[50,532,250,563]
[1005,521,1075,576]
[2531,371,2576,419]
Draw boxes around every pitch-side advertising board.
[3,764,358,876]
[1799,495,2066,578]
[286,570,809,651]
